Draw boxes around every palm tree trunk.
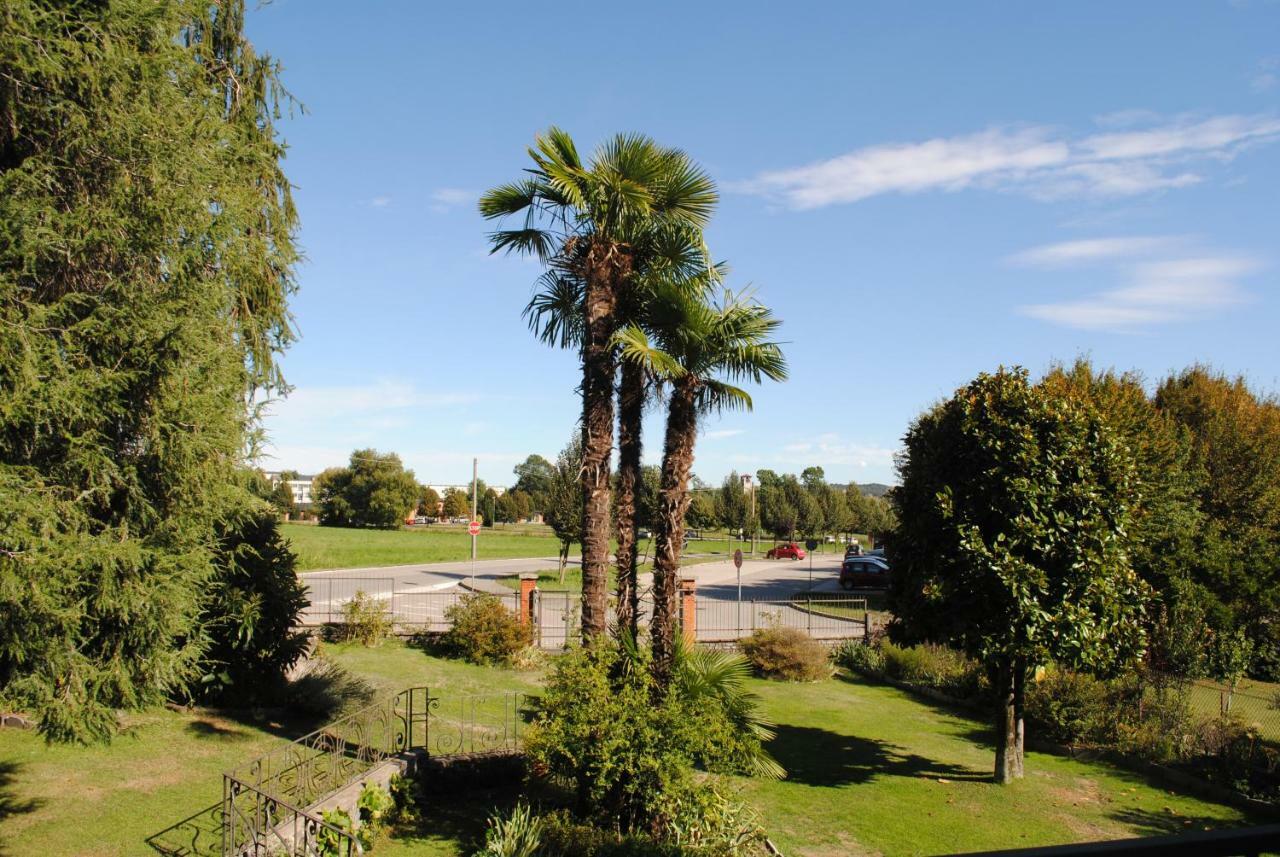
[614,359,644,640]
[578,247,622,641]
[651,379,699,688]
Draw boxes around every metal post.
[807,596,813,634]
[470,457,478,584]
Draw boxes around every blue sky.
[248,1,1280,488]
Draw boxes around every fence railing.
[221,687,527,856]
[695,596,869,642]
[301,579,872,647]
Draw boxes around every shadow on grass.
[185,718,254,741]
[768,724,989,787]
[0,760,43,856]
[1107,807,1252,837]
[388,784,523,854]
[145,801,223,857]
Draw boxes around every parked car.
[840,556,891,590]
[865,548,886,558]
[637,528,652,540]
[766,542,806,560]
[844,542,864,558]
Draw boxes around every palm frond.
[612,324,685,380]
[478,180,542,219]
[524,271,584,349]
[698,380,754,415]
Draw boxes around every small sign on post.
[468,520,481,537]
[733,549,743,569]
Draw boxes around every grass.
[1188,675,1280,743]
[0,641,1266,856]
[0,641,541,857]
[732,672,1262,856]
[283,522,568,571]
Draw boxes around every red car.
[766,542,806,560]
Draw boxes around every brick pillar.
[679,577,697,646]
[519,573,538,626]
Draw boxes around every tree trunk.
[578,245,622,642]
[651,380,699,689]
[614,359,644,640]
[994,655,1026,783]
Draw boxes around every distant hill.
[830,482,894,497]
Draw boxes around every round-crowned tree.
[889,367,1148,783]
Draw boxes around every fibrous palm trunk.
[578,246,625,641]
[651,380,699,687]
[614,359,644,639]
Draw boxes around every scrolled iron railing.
[220,686,527,856]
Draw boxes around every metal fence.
[221,687,528,856]
[300,578,872,648]
[695,596,869,642]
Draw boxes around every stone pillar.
[679,577,697,646]
[519,573,538,626]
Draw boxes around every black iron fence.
[221,687,528,856]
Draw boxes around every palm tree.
[616,288,787,684]
[484,128,716,640]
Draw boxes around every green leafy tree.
[441,488,471,519]
[483,128,717,641]
[890,368,1148,783]
[512,455,556,509]
[758,484,797,542]
[686,491,718,530]
[544,434,585,580]
[315,451,419,529]
[0,0,297,740]
[1155,367,1280,678]
[715,472,750,536]
[419,486,441,517]
[616,287,786,684]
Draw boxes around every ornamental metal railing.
[221,687,528,856]
[695,596,869,642]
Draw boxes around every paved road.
[299,547,865,643]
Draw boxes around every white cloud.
[737,113,1280,209]
[265,381,479,426]
[368,195,392,208]
[1006,235,1186,267]
[431,188,476,212]
[703,428,745,441]
[772,433,897,470]
[1019,255,1259,332]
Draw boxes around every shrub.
[317,808,355,857]
[1113,674,1195,765]
[524,640,777,836]
[833,640,885,674]
[387,772,422,826]
[356,780,394,847]
[440,593,532,665]
[339,591,393,646]
[739,627,831,682]
[284,656,376,720]
[477,803,544,857]
[880,642,983,698]
[1024,668,1114,745]
[196,507,311,703]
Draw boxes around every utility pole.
[471,457,478,561]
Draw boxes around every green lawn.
[735,674,1260,856]
[1189,676,1280,743]
[0,642,541,857]
[283,522,568,570]
[0,644,1265,856]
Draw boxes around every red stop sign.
[468,520,481,536]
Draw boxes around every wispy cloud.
[703,428,745,441]
[367,195,392,208]
[1006,236,1186,268]
[1014,238,1260,332]
[431,188,476,213]
[773,433,897,470]
[736,113,1280,209]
